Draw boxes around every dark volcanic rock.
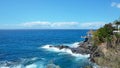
[71,47,91,54]
[54,45,70,50]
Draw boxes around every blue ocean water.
[0,29,93,68]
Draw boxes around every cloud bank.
[111,2,120,8]
[19,21,106,29]
[21,21,79,27]
[0,21,106,29]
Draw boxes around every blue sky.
[0,0,120,29]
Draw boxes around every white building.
[112,24,120,33]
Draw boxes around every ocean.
[0,29,94,68]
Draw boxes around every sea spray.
[62,42,82,48]
[69,42,81,48]
[0,57,45,68]
[41,44,90,58]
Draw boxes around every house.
[112,21,120,33]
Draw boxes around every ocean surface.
[0,29,94,68]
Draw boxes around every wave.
[26,64,37,68]
[0,64,45,68]
[0,60,60,68]
[41,44,90,58]
[62,42,83,48]
[0,57,45,68]
[69,42,81,48]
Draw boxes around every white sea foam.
[64,42,83,48]
[26,64,37,68]
[41,44,90,58]
[0,57,45,68]
[0,62,45,68]
[12,65,23,68]
[31,57,38,61]
[70,42,80,48]
[41,44,51,49]
[0,65,22,68]
[1,67,9,68]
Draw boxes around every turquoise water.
[0,29,93,68]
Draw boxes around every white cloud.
[111,2,116,7]
[117,3,120,8]
[79,22,106,29]
[111,2,120,8]
[20,21,106,29]
[21,21,79,28]
[0,21,106,29]
[21,21,51,27]
[51,22,79,27]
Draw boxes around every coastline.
[0,26,119,68]
[42,24,120,68]
[41,32,97,68]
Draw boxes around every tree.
[92,23,114,47]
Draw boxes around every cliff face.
[90,21,120,68]
[91,38,120,68]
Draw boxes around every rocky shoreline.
[49,42,92,55]
[47,27,120,68]
[48,35,95,59]
[47,31,101,64]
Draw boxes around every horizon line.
[0,28,97,30]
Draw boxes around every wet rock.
[49,44,91,55]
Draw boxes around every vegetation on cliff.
[91,19,120,68]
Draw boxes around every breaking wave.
[41,44,90,58]
[0,57,45,68]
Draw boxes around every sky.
[0,0,120,29]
